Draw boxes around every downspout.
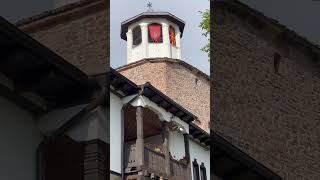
[37,87,106,180]
[120,85,145,180]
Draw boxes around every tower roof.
[120,11,185,40]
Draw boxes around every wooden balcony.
[124,144,189,179]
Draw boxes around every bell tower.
[120,11,185,64]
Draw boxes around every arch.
[132,25,142,46]
[148,23,163,43]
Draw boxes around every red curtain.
[148,24,162,43]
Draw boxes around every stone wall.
[17,0,109,76]
[118,59,210,132]
[211,3,320,179]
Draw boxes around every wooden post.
[162,121,171,177]
[184,134,192,180]
[136,106,144,167]
[183,134,190,164]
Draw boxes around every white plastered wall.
[110,92,123,173]
[169,130,186,160]
[189,139,210,180]
[0,96,43,180]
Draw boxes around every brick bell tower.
[120,11,185,64]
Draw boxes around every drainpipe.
[120,85,145,180]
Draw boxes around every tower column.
[141,23,149,58]
[176,31,182,59]
[136,106,144,167]
[162,23,171,58]
[161,121,171,176]
[126,29,133,63]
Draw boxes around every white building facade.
[111,11,210,180]
[110,69,210,180]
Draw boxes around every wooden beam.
[184,134,190,164]
[0,81,46,113]
[222,165,247,179]
[14,69,53,93]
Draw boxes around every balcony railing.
[170,159,188,178]
[124,143,189,178]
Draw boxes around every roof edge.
[120,11,185,40]
[116,58,210,81]
[214,0,320,59]
[15,0,107,28]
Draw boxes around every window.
[274,52,281,73]
[169,26,176,46]
[193,159,200,180]
[132,26,141,46]
[200,163,207,180]
[148,23,163,43]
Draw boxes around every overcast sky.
[110,0,210,74]
[0,0,319,74]
[241,0,320,46]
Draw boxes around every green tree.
[199,9,210,59]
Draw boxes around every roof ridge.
[115,58,210,81]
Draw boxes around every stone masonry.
[118,58,210,132]
[211,1,320,179]
[16,0,109,76]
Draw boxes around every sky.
[0,0,319,74]
[240,0,320,46]
[110,0,210,74]
[0,0,52,22]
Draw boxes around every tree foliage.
[199,9,210,59]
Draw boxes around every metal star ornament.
[147,2,153,11]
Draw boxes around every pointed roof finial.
[147,2,153,11]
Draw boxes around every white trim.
[126,95,189,134]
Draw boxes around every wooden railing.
[124,144,189,178]
[170,159,188,178]
[144,147,165,174]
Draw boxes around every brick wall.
[118,59,210,132]
[17,0,109,76]
[211,3,320,179]
[165,62,210,132]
